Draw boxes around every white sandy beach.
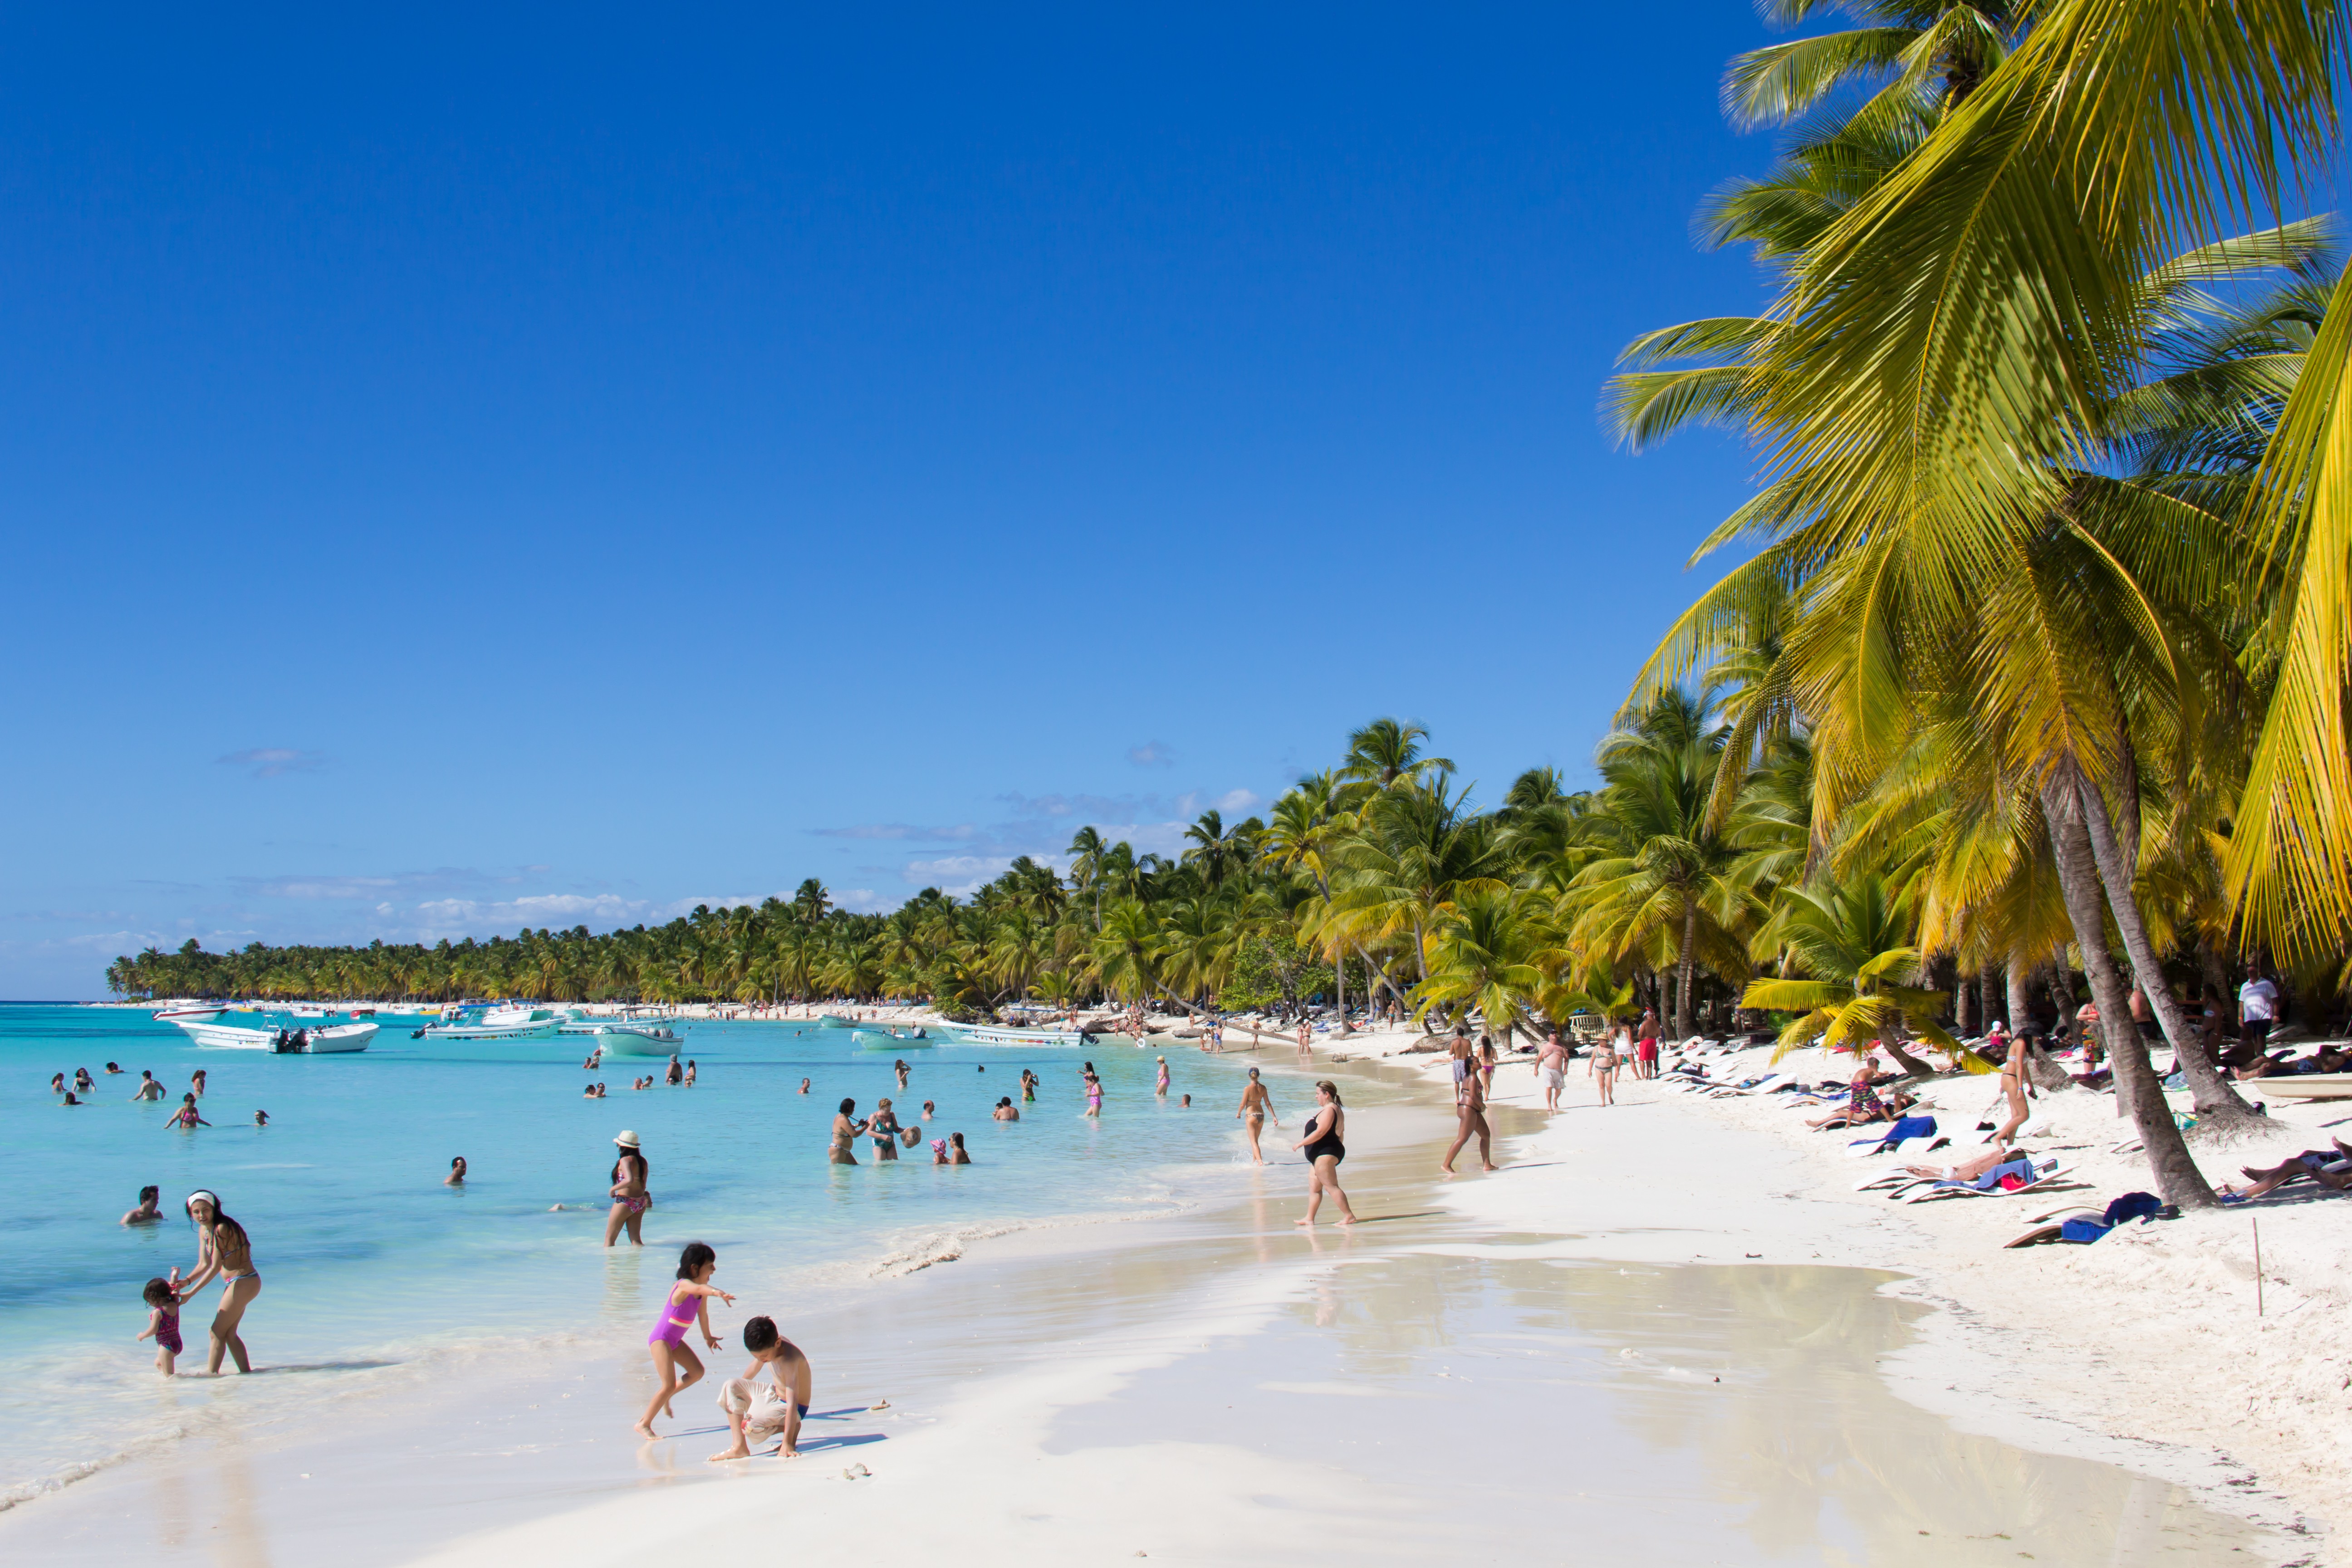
[9,1019,2340,1566]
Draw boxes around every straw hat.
[614,1130,641,1148]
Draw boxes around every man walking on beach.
[1536,1029,1568,1112]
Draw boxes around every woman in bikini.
[605,1132,651,1247]
[1155,1056,1170,1097]
[178,1191,261,1374]
[165,1094,210,1131]
[1992,1027,2033,1146]
[1292,1081,1357,1226]
[829,1099,865,1164]
[870,1098,902,1161]
[1444,1048,1498,1173]
[1082,1063,1103,1117]
[1236,1067,1279,1163]
[1591,1027,1623,1107]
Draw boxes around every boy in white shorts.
[710,1316,812,1461]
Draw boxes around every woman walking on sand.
[1236,1067,1280,1163]
[606,1132,651,1247]
[1296,1019,1312,1058]
[177,1191,261,1374]
[1592,1027,1623,1107]
[1292,1081,1357,1226]
[1442,1050,1497,1174]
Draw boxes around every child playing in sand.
[636,1241,736,1439]
[137,1274,183,1374]
[710,1316,812,1462]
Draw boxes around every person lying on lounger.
[2215,1139,2352,1199]
[2236,1045,2350,1081]
[1902,1147,2021,1184]
[1806,1066,1913,1130]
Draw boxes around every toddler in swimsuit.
[137,1275,183,1375]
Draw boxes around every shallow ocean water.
[1,1002,1348,1505]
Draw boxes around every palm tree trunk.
[1675,905,1699,1040]
[2040,778,2216,1207]
[2074,779,2258,1127]
[1334,942,1350,1035]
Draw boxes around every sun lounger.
[1902,1158,2073,1204]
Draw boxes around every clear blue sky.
[1,3,1792,997]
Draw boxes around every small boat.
[939,1022,1096,1047]
[418,1018,564,1041]
[174,1020,375,1053]
[153,1003,226,1024]
[851,1028,933,1049]
[591,1023,689,1057]
[818,1014,862,1029]
[2248,1072,2352,1101]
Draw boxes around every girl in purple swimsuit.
[635,1240,735,1439]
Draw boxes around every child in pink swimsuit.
[138,1275,183,1375]
[635,1241,735,1439]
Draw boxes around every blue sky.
[0,3,1792,997]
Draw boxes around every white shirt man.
[2238,974,2281,1055]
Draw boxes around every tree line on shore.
[113,3,2352,1209]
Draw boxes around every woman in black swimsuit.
[1291,1080,1357,1226]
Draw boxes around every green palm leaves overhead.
[1740,875,1970,1065]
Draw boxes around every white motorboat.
[939,1022,1094,1047]
[590,1023,690,1057]
[482,1004,569,1028]
[152,1003,225,1024]
[418,1017,563,1041]
[173,1020,376,1053]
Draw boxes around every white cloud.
[1128,740,1177,768]
[217,748,326,779]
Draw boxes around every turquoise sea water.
[2,1003,1345,1506]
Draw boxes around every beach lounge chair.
[1845,1115,1937,1156]
[1902,1157,2073,1204]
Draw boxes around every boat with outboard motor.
[172,1019,376,1053]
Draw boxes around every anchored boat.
[173,1019,376,1053]
[589,1023,690,1057]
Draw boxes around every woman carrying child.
[635,1241,735,1438]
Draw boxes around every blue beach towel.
[2056,1191,2170,1245]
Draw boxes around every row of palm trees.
[1588,0,2352,1205]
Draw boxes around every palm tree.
[1721,1,2019,131]
[1415,887,1550,1048]
[1092,898,1163,1005]
[1739,874,1968,1073]
[1066,826,1110,929]
[1567,703,1754,1041]
[1338,718,1453,794]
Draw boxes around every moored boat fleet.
[142,1000,1112,1058]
